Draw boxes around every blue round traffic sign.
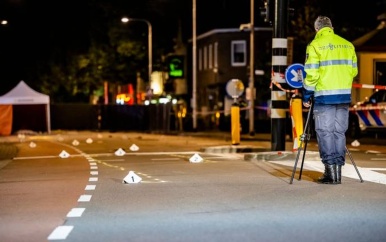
[285,63,306,89]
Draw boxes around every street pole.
[192,0,197,131]
[147,21,152,84]
[271,0,289,151]
[121,17,152,83]
[249,0,255,136]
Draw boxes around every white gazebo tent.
[0,81,51,134]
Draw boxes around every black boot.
[317,164,337,184]
[336,165,342,184]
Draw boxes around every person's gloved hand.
[303,101,311,108]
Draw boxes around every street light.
[121,17,152,83]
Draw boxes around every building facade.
[186,27,273,130]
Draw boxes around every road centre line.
[66,208,86,217]
[78,194,92,202]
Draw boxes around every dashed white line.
[67,208,86,217]
[90,171,98,175]
[85,185,96,190]
[78,194,92,202]
[47,226,73,240]
[89,177,98,182]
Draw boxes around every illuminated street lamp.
[121,17,152,83]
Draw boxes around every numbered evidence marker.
[59,150,70,158]
[115,148,126,156]
[189,153,203,163]
[130,144,139,151]
[123,171,142,184]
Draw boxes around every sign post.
[226,79,245,145]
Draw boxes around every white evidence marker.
[189,153,203,163]
[59,150,70,158]
[115,148,126,156]
[130,144,139,151]
[123,171,142,183]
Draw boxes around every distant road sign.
[285,63,306,89]
[226,79,244,98]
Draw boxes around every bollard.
[290,96,303,151]
[231,102,240,145]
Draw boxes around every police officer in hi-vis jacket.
[302,16,358,184]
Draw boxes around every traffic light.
[166,55,184,78]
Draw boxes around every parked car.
[349,90,386,138]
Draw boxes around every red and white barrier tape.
[352,83,386,90]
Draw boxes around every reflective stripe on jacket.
[303,27,358,104]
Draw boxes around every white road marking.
[14,151,199,160]
[89,162,97,165]
[78,194,92,202]
[85,185,96,190]
[270,159,386,185]
[90,166,98,170]
[47,225,73,240]
[367,167,386,170]
[89,177,98,182]
[101,159,125,162]
[90,171,98,175]
[366,150,382,154]
[371,158,386,161]
[151,158,181,160]
[67,208,85,217]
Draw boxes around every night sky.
[0,0,385,95]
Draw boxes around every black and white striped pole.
[263,0,291,151]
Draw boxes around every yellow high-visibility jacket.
[303,27,358,104]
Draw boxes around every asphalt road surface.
[1,131,386,242]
